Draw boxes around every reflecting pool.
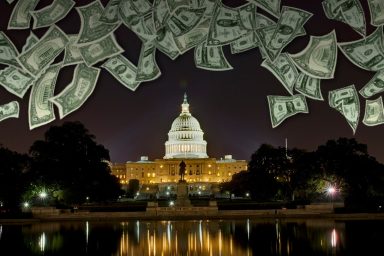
[1,219,384,255]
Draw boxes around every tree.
[313,138,384,209]
[0,146,30,211]
[126,179,140,198]
[28,121,122,205]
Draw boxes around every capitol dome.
[164,94,208,159]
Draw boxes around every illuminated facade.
[111,94,247,190]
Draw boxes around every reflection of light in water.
[0,225,2,240]
[246,219,250,241]
[116,220,252,255]
[275,219,281,254]
[136,221,140,243]
[219,229,222,256]
[331,228,337,248]
[39,232,46,252]
[85,221,89,245]
[167,221,171,250]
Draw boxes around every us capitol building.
[111,94,247,196]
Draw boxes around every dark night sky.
[0,0,383,164]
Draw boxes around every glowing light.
[23,202,30,208]
[39,232,46,252]
[331,228,337,248]
[169,201,175,206]
[39,191,47,199]
[86,221,89,245]
[146,187,149,191]
[166,191,170,196]
[245,193,250,197]
[327,186,336,195]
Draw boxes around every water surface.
[0,219,383,255]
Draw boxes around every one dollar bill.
[363,96,384,126]
[50,63,100,119]
[329,84,360,134]
[0,101,19,123]
[267,94,309,128]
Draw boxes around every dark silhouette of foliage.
[28,121,122,205]
[0,146,30,211]
[127,179,140,198]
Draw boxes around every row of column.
[166,144,206,154]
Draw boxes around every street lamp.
[327,186,337,204]
[39,191,47,199]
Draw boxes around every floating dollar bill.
[0,31,20,67]
[338,26,384,71]
[78,34,124,67]
[340,0,366,36]
[119,0,139,25]
[22,31,39,52]
[174,17,210,54]
[28,63,62,130]
[100,0,121,24]
[267,94,309,128]
[256,23,307,61]
[329,84,360,134]
[263,6,312,62]
[261,53,299,95]
[255,12,275,28]
[247,0,281,18]
[237,3,257,30]
[8,0,40,30]
[123,13,157,42]
[359,70,384,98]
[367,0,384,27]
[17,25,69,77]
[136,43,161,82]
[201,0,219,18]
[0,30,38,98]
[207,3,248,46]
[229,3,258,54]
[230,32,258,54]
[167,7,206,37]
[295,73,323,101]
[153,0,170,31]
[76,0,120,45]
[322,0,366,36]
[195,41,233,71]
[0,66,35,98]
[155,27,180,60]
[31,0,75,29]
[363,96,384,126]
[50,63,100,119]
[290,30,337,79]
[102,54,141,91]
[130,0,152,14]
[63,35,84,66]
[0,101,19,122]
[166,0,190,13]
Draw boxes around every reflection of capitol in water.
[0,219,361,255]
[118,220,250,256]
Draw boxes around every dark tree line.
[0,122,122,212]
[222,138,384,210]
